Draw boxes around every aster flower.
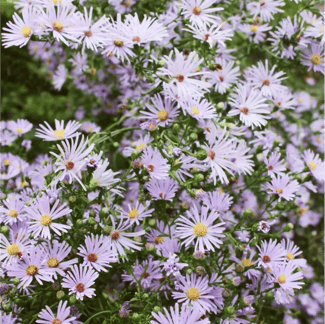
[141,94,179,127]
[40,4,85,46]
[176,205,225,252]
[7,119,33,136]
[142,146,170,179]
[179,0,223,27]
[43,240,78,279]
[301,43,324,74]
[50,135,94,190]
[202,190,233,213]
[265,174,300,201]
[247,0,284,22]
[264,151,286,177]
[257,239,287,269]
[281,239,306,268]
[151,303,210,324]
[119,201,154,225]
[172,273,217,314]
[1,130,17,146]
[180,97,217,120]
[36,120,81,141]
[302,149,324,181]
[2,7,38,48]
[210,59,240,94]
[122,134,153,157]
[272,262,304,304]
[78,234,117,272]
[89,158,121,192]
[25,195,71,239]
[62,265,99,300]
[241,22,272,43]
[162,253,188,278]
[37,300,76,324]
[246,60,287,98]
[147,177,179,201]
[157,49,211,97]
[102,34,135,62]
[69,52,89,74]
[228,84,270,129]
[0,197,26,225]
[81,122,101,134]
[106,219,146,260]
[6,245,53,288]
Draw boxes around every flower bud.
[195,148,207,160]
[153,306,161,313]
[76,219,84,227]
[56,290,65,299]
[87,217,96,225]
[217,102,224,109]
[189,133,198,142]
[243,208,252,218]
[12,278,20,286]
[283,223,294,232]
[158,60,165,67]
[193,173,204,182]
[69,295,77,304]
[225,306,235,315]
[148,219,156,227]
[0,226,9,235]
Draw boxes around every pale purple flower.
[36,120,81,141]
[37,300,76,324]
[257,239,287,269]
[147,177,179,201]
[142,147,170,179]
[265,174,300,201]
[7,119,33,136]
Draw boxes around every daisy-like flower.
[7,119,33,136]
[202,190,233,213]
[78,234,117,272]
[151,302,210,324]
[176,205,225,252]
[228,84,270,129]
[41,4,85,46]
[147,177,179,201]
[37,300,76,324]
[25,195,71,239]
[6,245,53,289]
[180,97,217,120]
[142,146,170,180]
[247,0,284,22]
[36,120,81,141]
[81,122,101,134]
[62,265,99,300]
[203,130,238,184]
[265,174,300,201]
[272,262,304,304]
[157,49,211,97]
[89,158,121,192]
[264,152,286,177]
[172,273,217,314]
[210,59,240,94]
[119,201,155,225]
[69,52,89,74]
[102,34,135,62]
[2,7,38,48]
[106,219,146,260]
[53,64,67,91]
[115,13,168,44]
[0,229,31,266]
[50,135,94,190]
[184,23,233,48]
[179,0,223,27]
[79,7,109,52]
[301,43,324,74]
[241,22,272,43]
[43,240,78,279]
[246,60,287,98]
[141,94,179,127]
[257,239,287,269]
[122,134,153,157]
[281,239,306,268]
[0,197,26,225]
[302,149,324,181]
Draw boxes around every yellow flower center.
[21,26,32,38]
[316,137,321,143]
[54,129,65,139]
[87,127,93,132]
[287,253,294,260]
[17,128,23,134]
[242,259,252,267]
[193,6,202,15]
[309,161,317,170]
[52,319,62,324]
[136,143,146,151]
[297,98,303,103]
[157,110,169,121]
[52,0,62,4]
[7,243,20,255]
[128,208,139,219]
[250,26,259,32]
[154,236,165,244]
[187,287,200,301]
[53,21,64,33]
[21,181,28,188]
[114,40,124,47]
[276,188,283,194]
[192,106,200,115]
[41,215,52,226]
[193,223,208,237]
[26,265,38,276]
[278,275,286,284]
[48,257,59,268]
[10,209,18,218]
[311,54,322,65]
[4,159,10,165]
